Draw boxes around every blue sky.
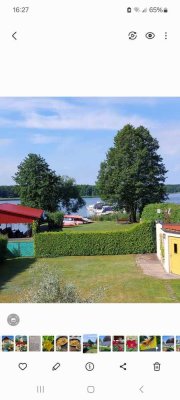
[83,335,97,343]
[0,97,180,185]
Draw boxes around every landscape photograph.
[0,97,180,303]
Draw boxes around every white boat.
[87,202,114,215]
[63,214,93,227]
[87,201,103,211]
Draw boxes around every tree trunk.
[130,207,137,223]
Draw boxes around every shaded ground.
[136,254,180,280]
[1,255,180,303]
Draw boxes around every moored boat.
[63,215,93,227]
[86,202,114,215]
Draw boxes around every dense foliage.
[34,222,156,257]
[46,211,64,230]
[165,185,180,194]
[0,235,8,262]
[76,185,99,197]
[0,186,19,198]
[141,203,180,223]
[13,153,85,212]
[0,184,179,199]
[96,124,167,222]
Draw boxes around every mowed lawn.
[1,255,180,302]
[64,221,137,232]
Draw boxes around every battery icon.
[164,8,168,12]
[127,7,132,13]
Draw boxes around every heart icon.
[18,363,27,371]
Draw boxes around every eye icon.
[145,32,155,39]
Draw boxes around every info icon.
[85,362,94,371]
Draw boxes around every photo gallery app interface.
[0,1,180,399]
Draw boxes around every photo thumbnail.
[99,336,111,352]
[112,336,124,352]
[139,336,161,352]
[126,336,138,352]
[42,336,55,352]
[176,336,180,352]
[15,336,28,352]
[2,336,14,352]
[83,335,98,353]
[162,336,174,352]
[69,337,81,352]
[56,336,68,352]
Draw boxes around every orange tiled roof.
[163,224,180,233]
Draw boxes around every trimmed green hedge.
[0,235,8,262]
[141,203,180,223]
[34,222,156,257]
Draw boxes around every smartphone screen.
[0,1,180,399]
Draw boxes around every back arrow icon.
[139,386,144,393]
[12,32,17,40]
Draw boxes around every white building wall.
[156,223,170,273]
[163,234,169,273]
[156,223,162,261]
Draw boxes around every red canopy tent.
[0,203,44,224]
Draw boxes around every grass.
[1,255,180,302]
[63,221,137,232]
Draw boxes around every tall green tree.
[59,176,85,213]
[96,124,168,222]
[13,153,85,212]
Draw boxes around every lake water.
[0,194,180,233]
[166,193,180,204]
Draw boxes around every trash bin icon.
[153,362,161,371]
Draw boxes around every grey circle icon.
[7,314,20,326]
[85,362,94,371]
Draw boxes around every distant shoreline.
[0,196,99,201]
[0,193,180,202]
[0,197,20,201]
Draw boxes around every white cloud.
[0,97,180,161]
[22,111,152,131]
[0,97,161,131]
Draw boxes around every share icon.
[120,363,127,371]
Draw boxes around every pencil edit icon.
[52,362,60,371]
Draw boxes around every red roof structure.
[0,203,43,224]
[163,223,180,233]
